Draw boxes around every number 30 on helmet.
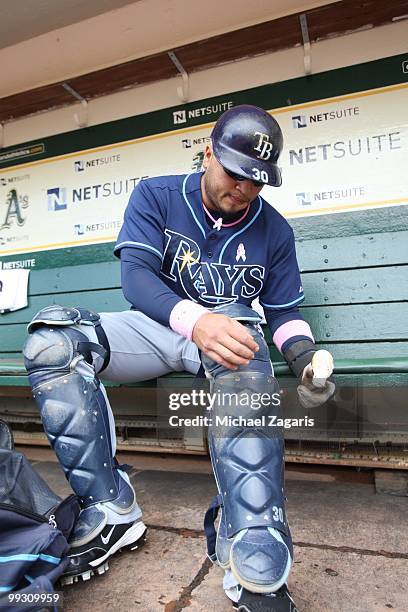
[211,104,283,187]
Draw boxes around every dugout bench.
[0,229,407,468]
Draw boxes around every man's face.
[201,145,263,219]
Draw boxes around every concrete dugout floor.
[22,447,408,612]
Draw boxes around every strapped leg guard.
[23,307,142,547]
[203,304,293,595]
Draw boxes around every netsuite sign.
[173,101,233,125]
[289,132,402,165]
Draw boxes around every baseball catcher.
[23,105,334,609]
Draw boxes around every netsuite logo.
[296,187,365,206]
[292,107,360,128]
[0,174,30,187]
[173,110,187,124]
[74,161,85,172]
[182,136,211,149]
[292,116,307,129]
[74,154,121,172]
[296,192,311,206]
[47,187,67,211]
[173,102,233,125]
[74,224,85,235]
[74,220,122,236]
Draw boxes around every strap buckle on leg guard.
[27,304,111,373]
[204,494,223,563]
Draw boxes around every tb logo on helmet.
[253,132,274,161]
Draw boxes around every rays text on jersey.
[161,230,265,304]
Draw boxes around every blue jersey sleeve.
[114,179,166,261]
[121,247,182,326]
[259,227,305,312]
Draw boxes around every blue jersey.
[115,171,304,311]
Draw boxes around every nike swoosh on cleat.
[101,526,115,545]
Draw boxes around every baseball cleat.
[60,519,147,585]
[232,584,299,611]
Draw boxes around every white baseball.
[311,350,334,387]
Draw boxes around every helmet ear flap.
[211,105,283,187]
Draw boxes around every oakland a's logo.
[161,229,265,305]
[1,189,29,230]
[191,151,204,172]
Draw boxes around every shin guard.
[23,324,134,513]
[203,304,293,593]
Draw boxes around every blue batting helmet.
[211,104,283,187]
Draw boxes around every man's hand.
[192,313,259,370]
[297,349,335,409]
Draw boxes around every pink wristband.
[169,300,208,340]
[273,320,314,353]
